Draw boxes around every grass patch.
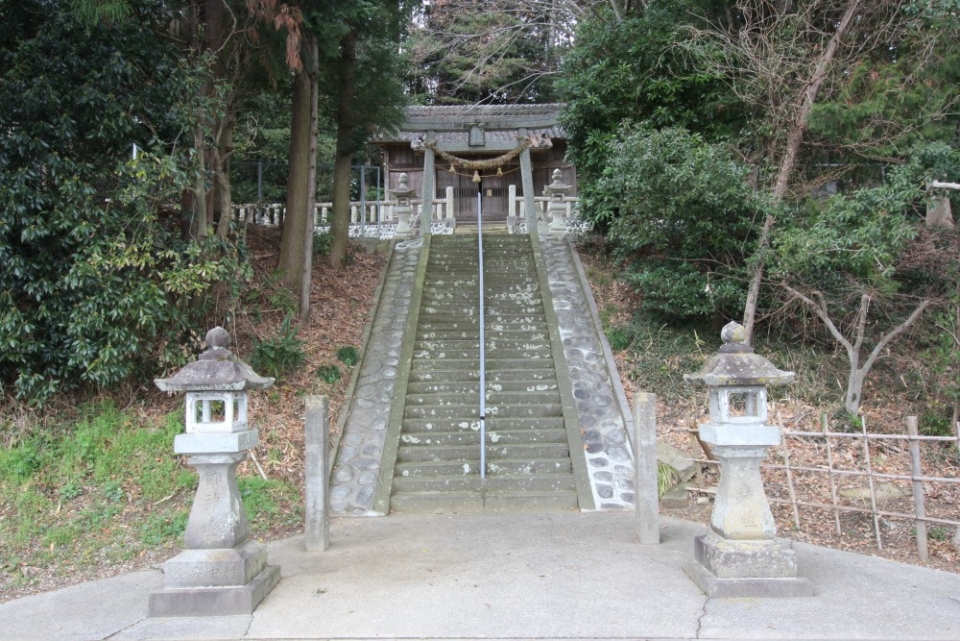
[250,314,306,380]
[605,326,633,351]
[239,477,302,529]
[0,402,195,585]
[316,364,342,384]
[614,318,714,400]
[336,345,360,367]
[657,461,680,497]
[140,510,189,546]
[1,402,301,589]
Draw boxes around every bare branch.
[860,299,932,376]
[780,283,854,355]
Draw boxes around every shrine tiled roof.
[374,103,566,142]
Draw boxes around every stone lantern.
[682,322,813,597]
[389,172,417,239]
[150,327,280,617]
[543,168,572,237]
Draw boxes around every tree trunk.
[741,0,863,344]
[845,365,867,415]
[277,69,313,294]
[299,36,320,323]
[215,115,235,239]
[189,125,208,241]
[329,31,358,270]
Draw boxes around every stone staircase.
[387,234,584,513]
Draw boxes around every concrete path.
[2,512,959,641]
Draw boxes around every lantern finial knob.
[721,321,746,344]
[205,326,230,351]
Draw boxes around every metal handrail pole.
[477,192,486,480]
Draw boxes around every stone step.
[484,332,551,342]
[485,309,547,319]
[399,370,557,383]
[413,340,552,352]
[415,331,550,344]
[427,259,478,266]
[416,321,481,332]
[424,272,478,278]
[487,368,558,382]
[413,339,480,350]
[410,359,556,374]
[407,370,479,383]
[404,390,560,407]
[389,489,579,514]
[484,300,544,320]
[419,307,480,317]
[392,473,575,493]
[380,233,583,515]
[417,318,548,328]
[485,389,562,403]
[405,370,558,387]
[412,349,552,361]
[421,302,545,313]
[483,271,537,277]
[486,311,548,319]
[398,428,568,447]
[485,292,541,300]
[402,416,566,433]
[487,357,557,370]
[394,458,573,477]
[397,442,570,463]
[421,294,480,303]
[403,402,562,420]
[406,380,559,395]
[485,338,552,348]
[420,294,543,314]
[416,315,484,324]
[419,336,551,346]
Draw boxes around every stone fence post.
[304,396,330,552]
[634,392,661,545]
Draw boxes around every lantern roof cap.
[684,322,794,388]
[155,327,274,393]
[388,172,417,199]
[543,168,572,197]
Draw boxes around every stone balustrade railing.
[234,187,457,228]
[233,186,585,238]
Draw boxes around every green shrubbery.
[583,123,770,321]
[0,3,247,404]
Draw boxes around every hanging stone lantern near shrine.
[543,168,572,237]
[682,322,813,598]
[389,172,417,240]
[150,327,280,617]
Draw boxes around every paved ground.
[2,511,959,641]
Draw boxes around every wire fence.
[675,415,960,561]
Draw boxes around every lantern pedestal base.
[148,540,280,617]
[685,533,813,598]
[395,211,412,239]
[548,209,567,237]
